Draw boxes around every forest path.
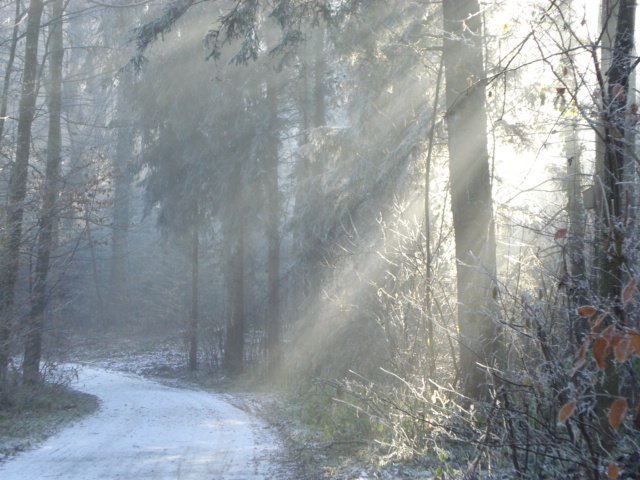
[0,367,282,479]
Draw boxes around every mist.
[1,0,639,478]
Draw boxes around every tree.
[108,73,134,328]
[22,0,65,383]
[0,0,45,383]
[263,24,284,376]
[595,0,635,315]
[0,1,23,143]
[442,0,498,399]
[592,0,636,450]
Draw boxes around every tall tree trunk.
[0,0,24,142]
[108,74,133,328]
[294,27,326,297]
[224,224,245,376]
[596,0,635,312]
[265,65,281,376]
[442,0,498,400]
[23,0,64,384]
[593,0,636,451]
[188,213,198,371]
[0,0,45,384]
[424,56,444,379]
[564,123,588,341]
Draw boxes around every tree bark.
[0,0,23,142]
[265,28,281,376]
[442,0,498,400]
[0,0,45,384]
[188,214,198,371]
[593,0,636,451]
[596,0,635,312]
[424,56,444,379]
[22,0,64,384]
[224,224,245,376]
[108,74,134,328]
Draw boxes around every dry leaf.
[610,332,624,347]
[630,332,640,354]
[578,340,589,360]
[622,278,637,306]
[608,397,628,431]
[577,305,597,317]
[593,336,609,370]
[590,313,607,332]
[558,401,576,423]
[613,84,625,100]
[614,337,632,362]
[602,324,615,341]
[554,228,568,240]
[607,461,620,479]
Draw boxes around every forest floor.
[0,328,450,479]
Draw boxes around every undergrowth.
[0,367,99,463]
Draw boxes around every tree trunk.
[108,74,133,328]
[593,0,635,451]
[596,0,635,312]
[224,225,245,376]
[564,123,588,342]
[442,0,498,400]
[0,0,45,384]
[0,0,23,142]
[294,27,326,298]
[424,56,444,379]
[188,215,198,371]
[22,0,64,384]
[265,30,281,376]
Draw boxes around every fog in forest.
[1,1,640,478]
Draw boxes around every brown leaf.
[608,397,628,431]
[593,336,609,370]
[622,278,637,306]
[610,332,624,347]
[558,401,576,424]
[554,228,568,240]
[590,313,607,332]
[629,332,640,354]
[608,461,620,479]
[577,340,589,360]
[613,84,625,100]
[577,305,597,317]
[614,337,632,363]
[602,324,615,341]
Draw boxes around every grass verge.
[0,381,99,463]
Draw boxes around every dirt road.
[0,367,283,479]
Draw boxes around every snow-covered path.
[0,367,281,479]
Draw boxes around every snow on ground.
[0,366,284,479]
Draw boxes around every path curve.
[0,367,281,479]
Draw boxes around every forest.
[0,0,639,478]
